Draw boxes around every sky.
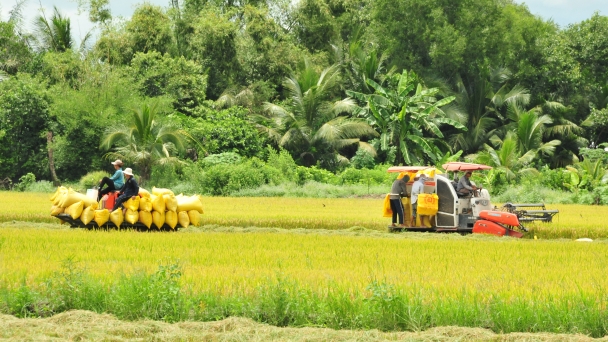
[0,0,606,45]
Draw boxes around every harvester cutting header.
[385,162,558,237]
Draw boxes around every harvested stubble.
[1,310,605,342]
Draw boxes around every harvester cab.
[386,162,558,237]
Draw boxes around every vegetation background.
[2,0,608,203]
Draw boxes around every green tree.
[292,0,338,52]
[0,1,34,75]
[190,6,239,98]
[474,131,537,182]
[101,103,187,184]
[257,61,377,169]
[236,5,301,91]
[448,68,531,155]
[126,4,174,56]
[94,22,134,65]
[347,70,464,165]
[129,51,208,115]
[34,6,75,52]
[48,62,146,181]
[0,73,53,180]
[173,106,267,158]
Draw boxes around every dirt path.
[1,310,605,341]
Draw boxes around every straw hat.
[111,159,123,166]
[123,168,133,176]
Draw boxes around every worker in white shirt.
[409,174,427,226]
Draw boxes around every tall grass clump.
[1,270,607,337]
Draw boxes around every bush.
[267,148,297,182]
[227,162,266,193]
[79,171,110,190]
[26,180,55,193]
[201,152,242,167]
[15,173,36,192]
[492,184,575,204]
[201,165,231,195]
[350,148,376,169]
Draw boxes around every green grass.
[1,261,607,337]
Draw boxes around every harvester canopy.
[442,162,492,172]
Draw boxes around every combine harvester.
[50,187,204,231]
[388,162,558,237]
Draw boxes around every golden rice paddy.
[0,191,607,299]
[1,191,606,238]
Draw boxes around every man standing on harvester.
[410,175,426,226]
[389,174,410,226]
[113,168,139,211]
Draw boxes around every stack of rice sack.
[148,187,203,229]
[50,186,100,224]
[50,186,204,229]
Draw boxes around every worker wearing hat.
[410,174,427,226]
[97,159,124,201]
[456,171,477,196]
[112,167,139,212]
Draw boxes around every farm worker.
[457,171,477,196]
[112,168,139,211]
[389,173,410,226]
[97,159,124,201]
[410,174,427,226]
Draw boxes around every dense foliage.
[1,0,607,196]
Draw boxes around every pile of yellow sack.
[49,186,204,229]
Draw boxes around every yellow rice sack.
[138,187,151,198]
[178,211,190,228]
[176,195,204,213]
[188,210,200,226]
[151,194,165,212]
[139,196,152,211]
[382,194,392,217]
[418,193,439,216]
[125,208,138,224]
[165,210,178,229]
[152,186,174,197]
[50,186,67,202]
[80,205,95,225]
[152,211,165,229]
[124,196,140,211]
[50,205,64,216]
[401,197,411,221]
[163,194,178,212]
[52,187,69,206]
[94,209,110,226]
[110,208,123,227]
[58,188,96,208]
[65,201,84,220]
[139,210,152,229]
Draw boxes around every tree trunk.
[47,131,60,186]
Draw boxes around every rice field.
[1,191,608,336]
[1,191,607,239]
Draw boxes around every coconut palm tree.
[475,132,538,182]
[448,68,530,155]
[255,61,377,169]
[34,6,90,52]
[100,103,188,185]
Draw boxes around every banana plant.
[347,70,465,165]
[563,159,608,191]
